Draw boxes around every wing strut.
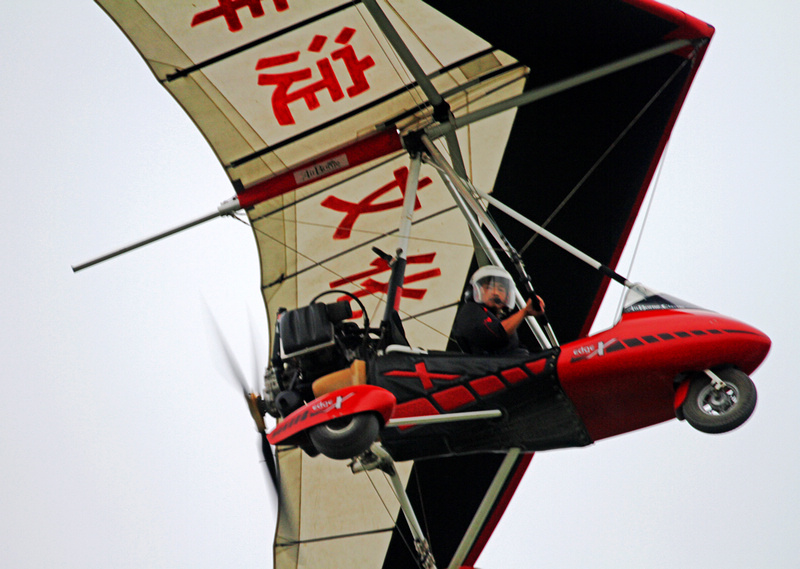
[421,135,557,349]
[425,38,698,141]
[447,449,522,569]
[380,152,422,334]
[355,443,437,569]
[472,188,635,288]
[361,0,468,178]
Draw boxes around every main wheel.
[308,413,380,460]
[682,369,757,434]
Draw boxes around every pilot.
[452,265,544,355]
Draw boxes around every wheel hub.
[697,383,739,415]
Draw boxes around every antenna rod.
[71,197,241,272]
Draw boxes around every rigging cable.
[611,139,672,318]
[238,213,460,344]
[362,466,428,569]
[354,0,429,121]
[519,56,692,255]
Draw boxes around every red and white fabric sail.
[96,1,713,567]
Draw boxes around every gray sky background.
[2,1,797,567]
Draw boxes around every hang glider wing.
[95,1,712,567]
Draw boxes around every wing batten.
[274,446,416,569]
[165,2,356,82]
[275,525,395,547]
[377,58,523,129]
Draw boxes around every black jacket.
[451,301,522,355]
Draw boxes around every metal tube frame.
[396,153,422,259]
[381,153,422,331]
[421,136,555,349]
[369,443,437,569]
[472,187,634,288]
[385,409,502,428]
[447,448,522,569]
[425,38,696,141]
[73,28,697,274]
[361,0,468,178]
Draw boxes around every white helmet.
[469,265,514,308]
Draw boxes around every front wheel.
[309,413,380,460]
[682,369,757,434]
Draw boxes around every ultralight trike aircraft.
[79,1,771,568]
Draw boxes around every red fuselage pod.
[267,384,396,446]
[557,308,771,442]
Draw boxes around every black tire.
[309,413,380,460]
[682,369,757,434]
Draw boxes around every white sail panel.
[275,447,412,569]
[139,0,350,61]
[98,0,507,189]
[293,156,469,328]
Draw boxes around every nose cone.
[718,316,771,374]
[617,285,771,374]
[616,308,772,375]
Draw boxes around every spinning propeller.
[205,306,278,492]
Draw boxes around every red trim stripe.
[432,386,475,412]
[237,129,403,208]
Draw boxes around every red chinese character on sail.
[330,253,442,318]
[256,27,375,126]
[191,0,288,33]
[321,166,433,240]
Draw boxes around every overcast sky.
[2,1,798,568]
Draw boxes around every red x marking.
[385,362,459,390]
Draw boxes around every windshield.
[621,283,704,314]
